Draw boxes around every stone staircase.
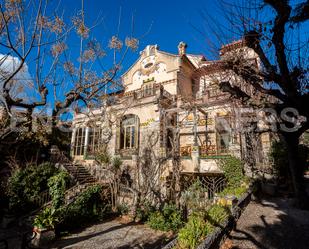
[31,149,99,211]
[18,150,105,230]
[62,163,97,185]
[64,182,97,205]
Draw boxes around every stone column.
[70,128,76,157]
[84,127,90,158]
[191,145,200,172]
[192,106,200,172]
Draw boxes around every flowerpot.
[31,227,55,248]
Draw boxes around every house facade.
[70,41,272,190]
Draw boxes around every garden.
[1,154,251,249]
[141,156,250,249]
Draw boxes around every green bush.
[219,156,245,188]
[117,202,129,216]
[8,162,59,213]
[58,184,111,231]
[147,203,183,232]
[180,180,208,212]
[33,207,59,229]
[147,211,166,230]
[177,205,230,249]
[135,201,155,222]
[178,212,213,249]
[218,156,249,199]
[206,204,229,225]
[48,171,70,209]
[218,185,247,198]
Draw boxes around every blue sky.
[59,0,225,68]
[2,0,307,115]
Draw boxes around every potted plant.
[32,207,58,247]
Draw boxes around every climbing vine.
[47,171,70,210]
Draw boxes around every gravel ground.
[50,218,170,249]
[223,197,309,249]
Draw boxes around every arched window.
[117,115,139,153]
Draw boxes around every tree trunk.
[284,134,309,209]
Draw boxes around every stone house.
[70,41,272,192]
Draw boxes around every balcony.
[121,84,174,102]
[180,144,230,158]
[199,86,230,105]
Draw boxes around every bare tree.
[198,0,309,208]
[0,0,138,140]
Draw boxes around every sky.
[58,0,226,69]
[1,0,308,115]
[2,0,229,114]
[56,0,308,78]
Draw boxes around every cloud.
[0,54,39,104]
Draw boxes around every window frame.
[118,115,139,154]
[87,126,103,156]
[74,127,86,156]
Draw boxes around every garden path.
[221,196,309,249]
[50,217,171,249]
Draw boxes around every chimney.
[178,41,187,56]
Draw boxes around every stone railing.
[121,84,174,102]
[123,84,160,99]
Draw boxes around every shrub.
[48,171,70,209]
[135,201,155,222]
[33,207,59,229]
[206,204,230,225]
[219,156,245,188]
[58,184,111,231]
[8,162,59,213]
[177,205,230,249]
[117,202,129,216]
[147,203,183,232]
[180,180,208,212]
[95,148,111,165]
[178,212,213,249]
[147,211,166,230]
[112,156,123,170]
[218,185,247,198]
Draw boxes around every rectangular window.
[74,128,85,156]
[87,127,102,155]
[143,83,153,97]
[125,126,131,148]
[119,115,138,151]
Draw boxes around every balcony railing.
[122,84,174,102]
[180,144,230,157]
[200,86,230,104]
